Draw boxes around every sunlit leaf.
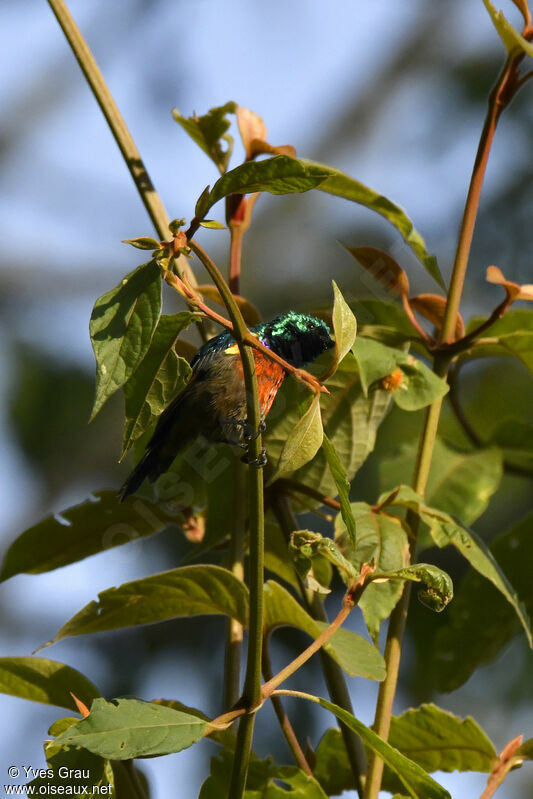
[270,393,323,481]
[48,565,249,644]
[0,657,99,711]
[263,580,385,679]
[0,490,181,580]
[89,260,161,419]
[464,309,533,374]
[53,698,206,759]
[388,703,498,773]
[122,313,195,456]
[301,160,444,288]
[306,697,451,799]
[331,280,357,369]
[344,245,409,297]
[482,0,533,56]
[173,102,237,173]
[206,156,332,212]
[370,563,453,612]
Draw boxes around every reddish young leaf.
[486,265,533,302]
[410,294,465,339]
[195,284,261,325]
[344,246,409,297]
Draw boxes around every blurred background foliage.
[1,0,532,797]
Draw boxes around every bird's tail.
[118,447,162,502]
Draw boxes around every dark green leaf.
[53,698,206,759]
[300,159,444,288]
[89,260,161,419]
[30,744,113,798]
[0,490,181,580]
[352,337,449,410]
[388,703,498,773]
[270,393,323,482]
[370,563,453,612]
[488,419,533,472]
[199,749,328,799]
[331,280,357,368]
[263,580,385,680]
[379,438,503,527]
[464,309,533,374]
[49,565,249,643]
[264,520,300,590]
[433,513,533,691]
[517,738,533,759]
[322,434,356,545]
[336,503,408,641]
[311,697,451,799]
[206,156,332,211]
[266,352,392,499]
[382,486,532,646]
[173,102,237,173]
[313,728,355,796]
[122,313,195,456]
[0,657,99,710]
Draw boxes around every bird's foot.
[236,418,266,442]
[241,447,267,468]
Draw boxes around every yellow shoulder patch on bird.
[224,343,240,355]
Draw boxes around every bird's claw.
[236,418,266,442]
[241,447,267,468]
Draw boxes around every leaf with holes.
[53,698,206,759]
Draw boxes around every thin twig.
[262,643,313,775]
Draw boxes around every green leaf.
[121,313,195,456]
[379,438,503,527]
[53,697,206,759]
[313,728,356,796]
[352,337,449,410]
[199,219,226,229]
[290,530,359,586]
[388,703,498,773]
[322,434,356,545]
[89,260,162,419]
[270,393,323,482]
[266,352,392,499]
[123,236,161,250]
[263,580,385,680]
[0,657,99,711]
[30,745,114,798]
[300,159,444,288]
[173,102,237,173]
[206,156,332,211]
[382,486,533,646]
[311,697,451,799]
[331,280,357,368]
[370,563,453,612]
[264,520,300,590]
[464,309,533,374]
[517,738,533,759]
[433,513,533,691]
[0,490,181,580]
[199,750,328,799]
[49,565,249,644]
[336,503,408,641]
[488,419,533,472]
[482,0,533,56]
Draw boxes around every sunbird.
[119,311,333,500]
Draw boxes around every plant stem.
[224,462,246,710]
[262,593,358,698]
[186,241,264,799]
[270,492,366,799]
[229,225,244,295]
[262,643,313,775]
[364,44,527,799]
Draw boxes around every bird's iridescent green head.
[259,311,334,367]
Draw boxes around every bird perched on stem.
[119,310,333,500]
